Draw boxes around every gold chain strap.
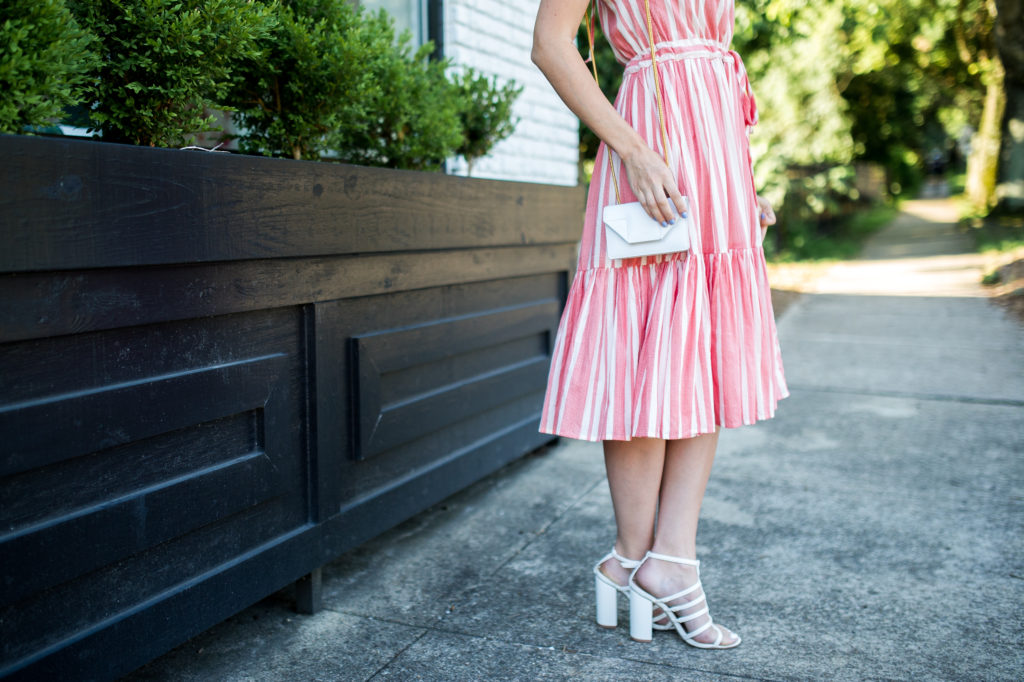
[586,0,671,204]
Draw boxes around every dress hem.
[539,387,790,443]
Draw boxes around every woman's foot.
[632,553,739,647]
[598,554,632,586]
[598,551,672,630]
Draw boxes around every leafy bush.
[452,68,522,176]
[231,0,383,160]
[232,0,469,170]
[69,0,277,146]
[0,0,97,134]
[331,29,463,171]
[7,0,523,172]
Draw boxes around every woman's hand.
[621,144,687,225]
[756,194,776,243]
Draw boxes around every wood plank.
[0,245,577,343]
[380,334,550,404]
[359,357,550,459]
[0,353,288,477]
[2,496,312,674]
[0,135,583,272]
[1,411,255,534]
[0,522,319,681]
[327,412,554,549]
[355,299,559,373]
[1,446,282,607]
[352,300,558,459]
[335,391,548,506]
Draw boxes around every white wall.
[444,0,579,186]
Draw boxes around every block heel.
[629,588,654,642]
[592,548,640,630]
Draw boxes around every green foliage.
[232,0,481,170]
[963,215,1024,253]
[337,34,463,171]
[70,0,277,146]
[452,68,522,174]
[766,203,898,262]
[575,15,622,164]
[577,0,992,258]
[232,0,385,160]
[733,0,987,206]
[0,0,97,134]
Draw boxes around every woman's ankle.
[613,539,649,563]
[648,543,697,561]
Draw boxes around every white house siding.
[444,0,580,186]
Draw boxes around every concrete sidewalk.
[126,200,1023,681]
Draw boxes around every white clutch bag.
[602,199,690,260]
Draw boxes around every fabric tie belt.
[623,38,758,127]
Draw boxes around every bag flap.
[603,215,631,242]
[603,201,675,244]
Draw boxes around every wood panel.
[0,308,310,674]
[315,274,563,510]
[352,299,557,459]
[0,134,583,273]
[0,244,577,344]
[0,134,581,680]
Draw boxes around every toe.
[717,625,739,647]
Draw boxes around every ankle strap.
[611,547,642,569]
[646,551,699,567]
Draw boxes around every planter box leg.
[295,567,323,615]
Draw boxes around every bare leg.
[654,430,719,558]
[633,430,739,646]
[598,438,665,585]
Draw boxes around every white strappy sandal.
[594,548,674,630]
[628,551,741,649]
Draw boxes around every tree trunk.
[966,57,1006,211]
[994,0,1024,213]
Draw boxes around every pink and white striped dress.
[540,0,788,442]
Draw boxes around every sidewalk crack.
[364,628,429,682]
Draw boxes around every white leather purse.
[602,198,690,260]
[587,0,688,261]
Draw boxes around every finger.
[638,193,661,224]
[667,184,688,218]
[639,188,671,225]
[635,191,655,221]
[652,191,676,225]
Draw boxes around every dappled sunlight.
[899,199,964,224]
[768,199,996,298]
[810,252,990,297]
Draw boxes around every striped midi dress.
[540,0,788,442]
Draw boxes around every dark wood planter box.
[0,135,582,680]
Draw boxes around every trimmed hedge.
[3,0,521,171]
[0,0,97,134]
[70,0,277,147]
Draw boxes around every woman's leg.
[633,430,739,645]
[598,437,665,585]
[653,430,719,558]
